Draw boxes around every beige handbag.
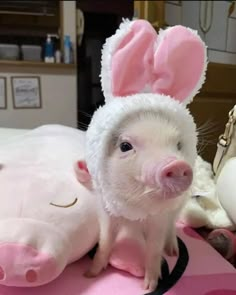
[213,105,236,178]
[213,105,236,225]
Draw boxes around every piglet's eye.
[120,142,133,152]
[177,141,182,150]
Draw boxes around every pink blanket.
[0,224,235,295]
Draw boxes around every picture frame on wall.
[11,76,42,109]
[0,77,7,109]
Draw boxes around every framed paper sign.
[11,77,42,109]
[0,77,7,109]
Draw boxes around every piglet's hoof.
[164,238,179,257]
[84,268,103,278]
[84,263,106,278]
[84,270,98,278]
[143,274,159,292]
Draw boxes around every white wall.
[165,1,236,65]
[0,1,77,130]
[63,1,77,46]
[0,67,77,129]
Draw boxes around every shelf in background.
[0,60,76,69]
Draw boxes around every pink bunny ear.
[101,19,157,101]
[152,25,207,104]
[111,20,156,97]
[101,20,207,104]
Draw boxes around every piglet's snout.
[142,158,193,197]
[158,160,193,193]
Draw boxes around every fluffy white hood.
[85,94,197,217]
[85,19,207,218]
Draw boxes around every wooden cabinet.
[134,1,165,30]
[0,0,65,62]
[190,63,236,163]
[0,1,61,41]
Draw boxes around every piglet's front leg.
[164,218,179,257]
[85,213,115,277]
[143,218,168,292]
[164,231,178,257]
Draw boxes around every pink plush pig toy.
[82,19,207,292]
[0,125,100,287]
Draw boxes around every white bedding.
[0,128,29,144]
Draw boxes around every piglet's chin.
[158,187,189,201]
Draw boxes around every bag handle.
[213,105,236,175]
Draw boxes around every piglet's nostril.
[166,171,173,177]
[26,269,37,283]
[164,167,191,179]
[158,160,193,194]
[0,266,5,280]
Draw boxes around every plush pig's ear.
[101,19,207,105]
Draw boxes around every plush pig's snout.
[142,157,193,197]
[0,243,58,285]
[0,218,69,287]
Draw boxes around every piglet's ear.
[152,25,207,104]
[74,160,91,185]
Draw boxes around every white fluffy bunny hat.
[85,19,208,218]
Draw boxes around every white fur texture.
[101,19,208,105]
[100,18,132,101]
[86,94,197,220]
[154,25,208,106]
[180,156,234,230]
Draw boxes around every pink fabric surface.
[0,225,235,295]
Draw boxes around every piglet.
[83,19,207,292]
